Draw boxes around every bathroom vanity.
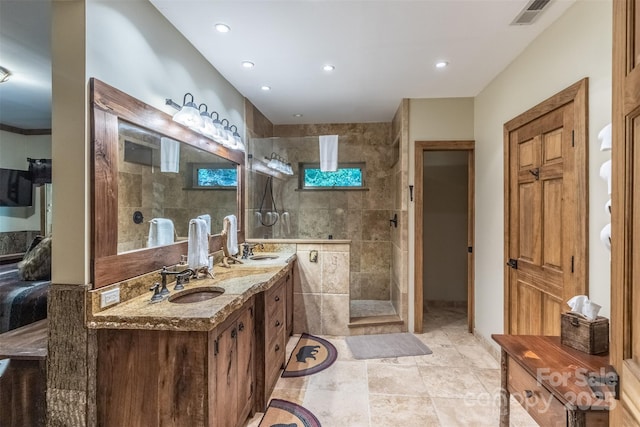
[89,255,295,427]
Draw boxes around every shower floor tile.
[350,299,397,318]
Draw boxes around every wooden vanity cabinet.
[96,297,255,427]
[254,267,291,411]
[285,267,293,336]
[214,298,255,427]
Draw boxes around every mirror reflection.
[117,121,238,253]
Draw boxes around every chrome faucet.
[241,242,264,259]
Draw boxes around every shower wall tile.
[322,294,350,336]
[322,251,350,294]
[361,241,391,273]
[362,210,391,242]
[296,249,323,294]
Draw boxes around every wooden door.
[611,0,640,425]
[236,304,255,425]
[215,323,238,427]
[504,80,588,335]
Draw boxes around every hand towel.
[148,218,175,247]
[281,212,291,236]
[224,214,239,256]
[319,135,338,172]
[599,159,612,195]
[600,223,611,252]
[197,214,212,235]
[598,123,612,151]
[187,218,209,269]
[160,137,180,173]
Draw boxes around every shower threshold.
[348,299,403,328]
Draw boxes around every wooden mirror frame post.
[90,78,245,289]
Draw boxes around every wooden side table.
[492,335,613,427]
[0,319,48,427]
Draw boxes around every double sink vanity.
[88,78,295,427]
[88,253,295,427]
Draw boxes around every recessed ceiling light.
[261,85,271,91]
[214,23,231,33]
[241,61,255,69]
[323,64,335,72]
[435,61,449,69]
[293,113,303,118]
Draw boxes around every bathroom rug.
[258,398,321,427]
[281,333,337,378]
[345,332,432,360]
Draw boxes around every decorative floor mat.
[282,333,337,378]
[258,398,321,427]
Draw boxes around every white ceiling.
[0,0,575,129]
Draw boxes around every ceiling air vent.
[511,0,552,25]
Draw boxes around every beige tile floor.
[246,306,538,427]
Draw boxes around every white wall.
[51,0,246,285]
[473,0,612,345]
[408,97,474,329]
[0,130,51,231]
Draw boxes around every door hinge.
[571,255,574,273]
[214,339,219,356]
[572,130,575,147]
[507,258,518,269]
[468,246,473,253]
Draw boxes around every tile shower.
[247,123,401,320]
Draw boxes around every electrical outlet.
[100,288,120,308]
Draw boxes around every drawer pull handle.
[275,296,280,302]
[570,318,580,327]
[275,344,280,352]
[525,390,533,398]
[238,322,245,332]
[275,320,281,327]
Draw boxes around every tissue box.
[560,312,609,355]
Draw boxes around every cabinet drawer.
[265,334,285,390]
[266,283,285,317]
[265,304,285,347]
[508,357,566,427]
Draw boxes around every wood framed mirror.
[90,78,245,288]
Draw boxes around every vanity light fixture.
[170,93,203,128]
[241,61,255,69]
[0,66,11,83]
[435,61,449,69]
[265,152,293,175]
[323,64,335,72]
[220,119,236,148]
[195,104,218,139]
[230,125,246,152]
[261,85,271,91]
[215,23,231,33]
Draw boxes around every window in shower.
[299,162,365,189]
[188,162,237,189]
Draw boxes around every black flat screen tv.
[0,168,33,207]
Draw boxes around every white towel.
[160,137,180,173]
[600,223,611,252]
[599,159,612,195]
[197,214,212,235]
[187,218,209,269]
[281,212,291,236]
[319,135,338,172]
[148,218,175,247]
[598,123,612,151]
[224,214,239,256]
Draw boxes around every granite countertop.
[87,253,296,332]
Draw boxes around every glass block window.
[300,163,365,189]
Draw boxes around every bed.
[0,262,48,333]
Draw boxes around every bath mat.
[258,398,321,427]
[282,333,337,378]
[345,333,432,360]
